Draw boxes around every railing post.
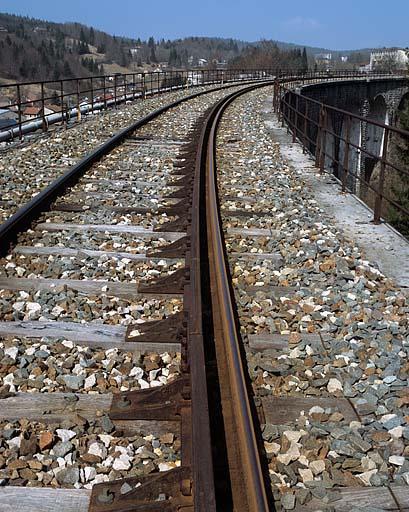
[17,84,22,140]
[315,105,325,168]
[76,79,81,122]
[142,73,146,99]
[90,77,94,114]
[103,76,107,109]
[342,115,351,192]
[292,94,299,143]
[132,73,136,101]
[303,100,309,153]
[60,80,66,126]
[114,75,117,107]
[373,127,390,223]
[273,80,278,113]
[41,82,47,131]
[319,107,328,173]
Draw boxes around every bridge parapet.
[275,74,409,237]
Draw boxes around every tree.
[150,46,157,63]
[63,60,72,77]
[373,53,399,72]
[301,47,308,72]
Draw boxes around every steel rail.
[197,82,273,511]
[0,80,260,257]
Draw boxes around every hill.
[0,12,375,84]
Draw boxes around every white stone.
[112,454,131,471]
[56,429,77,442]
[129,367,144,379]
[84,374,96,389]
[88,442,106,459]
[26,302,42,314]
[288,347,301,358]
[357,469,377,485]
[389,426,404,438]
[327,378,343,393]
[328,451,339,459]
[7,436,21,449]
[277,442,300,465]
[158,462,175,472]
[138,378,150,389]
[4,346,18,359]
[93,474,109,484]
[12,302,25,312]
[99,434,114,448]
[84,466,97,482]
[380,414,397,424]
[389,456,405,466]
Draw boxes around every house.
[23,106,55,120]
[370,49,409,71]
[198,59,208,67]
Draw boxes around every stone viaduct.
[292,77,409,202]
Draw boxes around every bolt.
[97,488,115,504]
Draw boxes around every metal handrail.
[0,68,404,142]
[274,73,409,228]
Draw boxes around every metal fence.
[274,73,409,234]
[1,68,402,143]
[0,68,277,142]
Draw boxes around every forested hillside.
[0,12,328,84]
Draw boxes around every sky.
[1,0,408,51]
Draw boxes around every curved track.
[0,81,273,511]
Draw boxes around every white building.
[370,49,408,71]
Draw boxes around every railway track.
[0,75,408,512]
[0,81,274,511]
[216,88,409,511]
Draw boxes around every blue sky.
[1,0,408,50]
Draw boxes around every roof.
[45,104,62,113]
[23,106,41,116]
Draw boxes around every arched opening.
[364,95,388,183]
[338,115,362,193]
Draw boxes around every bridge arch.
[363,95,388,188]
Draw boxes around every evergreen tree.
[63,60,72,77]
[150,46,157,63]
[302,47,308,72]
